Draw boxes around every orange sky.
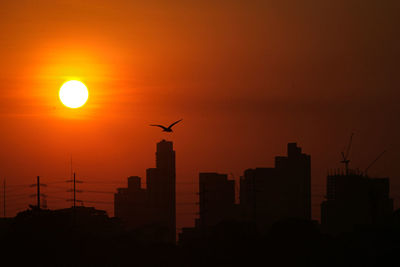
[0,0,400,229]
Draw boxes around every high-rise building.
[199,172,236,228]
[114,176,148,229]
[240,143,311,231]
[146,140,176,243]
[178,172,237,244]
[114,140,176,243]
[275,143,311,220]
[321,172,393,233]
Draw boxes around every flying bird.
[150,119,183,132]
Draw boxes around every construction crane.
[365,150,386,177]
[340,133,354,175]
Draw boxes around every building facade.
[240,143,311,231]
[321,172,393,233]
[146,140,176,243]
[114,176,148,229]
[114,140,176,243]
[199,172,236,228]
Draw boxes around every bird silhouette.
[150,119,183,132]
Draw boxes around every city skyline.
[1,1,400,231]
[1,138,395,235]
[1,138,395,250]
[1,1,399,265]
[1,128,396,226]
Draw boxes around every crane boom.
[344,133,354,159]
[365,150,386,176]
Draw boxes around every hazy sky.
[0,0,399,228]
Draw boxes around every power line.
[6,184,30,188]
[79,190,114,194]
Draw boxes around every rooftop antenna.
[365,150,386,177]
[341,133,354,175]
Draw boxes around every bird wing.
[168,119,183,129]
[150,124,168,130]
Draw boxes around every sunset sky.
[0,0,399,229]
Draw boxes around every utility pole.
[67,172,82,208]
[29,176,46,210]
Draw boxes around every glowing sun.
[59,80,89,108]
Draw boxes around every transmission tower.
[30,176,47,210]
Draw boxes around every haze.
[0,0,399,229]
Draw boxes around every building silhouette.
[240,143,311,231]
[321,171,393,233]
[114,140,176,243]
[180,143,311,243]
[198,172,236,228]
[114,176,148,229]
[146,140,176,243]
[179,172,237,244]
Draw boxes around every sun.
[59,80,89,109]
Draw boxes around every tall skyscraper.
[114,140,176,243]
[275,143,311,220]
[240,143,311,231]
[147,140,176,243]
